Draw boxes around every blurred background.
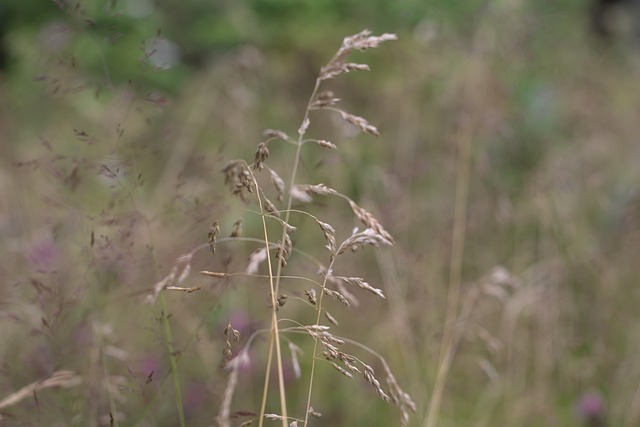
[1,0,640,426]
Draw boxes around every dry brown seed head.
[385,370,417,426]
[308,407,322,418]
[289,186,313,203]
[291,183,339,203]
[341,30,397,52]
[269,168,285,202]
[298,118,310,137]
[316,219,337,255]
[305,183,338,196]
[246,247,268,274]
[276,233,292,268]
[333,275,385,299]
[208,220,220,255]
[348,201,395,243]
[311,90,341,108]
[331,362,354,379]
[200,271,229,278]
[322,349,338,360]
[224,323,240,342]
[334,279,359,307]
[315,139,337,150]
[222,342,232,361]
[322,288,351,307]
[324,310,338,326]
[338,227,393,254]
[305,289,317,305]
[263,129,289,141]
[363,365,391,402]
[319,331,345,345]
[338,110,380,136]
[319,62,370,81]
[262,197,280,217]
[223,160,253,199]
[343,360,360,373]
[230,218,243,238]
[165,285,202,293]
[277,294,288,308]
[254,142,269,171]
[337,351,357,365]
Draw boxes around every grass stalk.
[302,257,336,427]
[424,109,474,427]
[159,293,187,427]
[252,172,289,427]
[258,77,322,427]
[136,183,186,427]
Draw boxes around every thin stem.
[100,329,120,427]
[274,76,322,298]
[257,332,276,427]
[423,111,474,427]
[252,172,289,427]
[259,76,323,426]
[302,256,337,427]
[141,189,186,427]
[160,294,186,427]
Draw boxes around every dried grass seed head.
[269,168,286,202]
[223,160,253,199]
[315,139,337,150]
[246,247,268,274]
[291,183,339,203]
[339,227,393,254]
[311,90,341,108]
[230,218,243,238]
[305,289,317,305]
[322,287,351,307]
[348,200,395,243]
[331,362,354,379]
[324,310,339,326]
[289,186,313,203]
[338,110,380,136]
[298,118,310,137]
[319,62,370,81]
[253,142,269,171]
[363,364,391,402]
[208,220,220,255]
[340,30,398,55]
[263,128,289,141]
[316,219,337,256]
[262,196,280,217]
[331,275,385,299]
[320,30,397,80]
[275,233,292,268]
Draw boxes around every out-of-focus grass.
[1,1,640,426]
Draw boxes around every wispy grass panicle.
[150,29,407,427]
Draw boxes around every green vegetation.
[1,1,639,426]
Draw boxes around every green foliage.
[2,1,640,426]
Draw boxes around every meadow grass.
[2,3,640,426]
